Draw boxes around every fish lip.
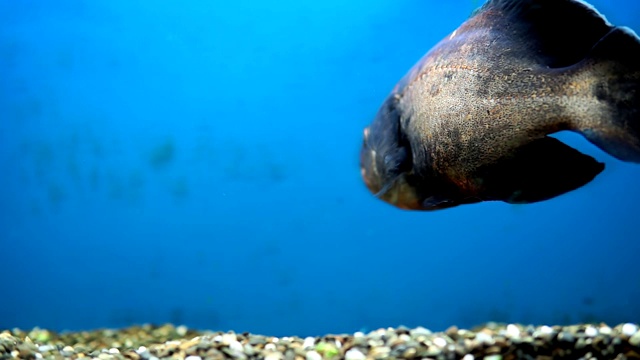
[360,144,381,194]
[360,166,379,195]
[372,173,426,210]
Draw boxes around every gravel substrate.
[2,322,640,360]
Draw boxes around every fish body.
[360,0,640,210]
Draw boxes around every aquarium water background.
[1,0,640,337]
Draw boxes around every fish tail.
[576,27,640,162]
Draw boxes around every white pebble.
[222,334,237,345]
[213,335,223,342]
[306,350,322,360]
[303,337,316,349]
[506,324,520,338]
[38,345,55,352]
[185,356,202,360]
[345,348,366,360]
[475,332,494,345]
[229,340,244,352]
[541,325,553,333]
[410,327,432,336]
[462,354,475,360]
[265,343,277,351]
[176,325,188,337]
[35,353,43,359]
[108,348,120,354]
[622,323,638,336]
[584,326,598,337]
[599,326,612,335]
[354,332,365,338]
[433,337,447,347]
[272,337,280,343]
[136,346,148,354]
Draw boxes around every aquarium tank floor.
[3,322,640,360]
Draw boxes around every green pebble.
[484,355,502,360]
[315,342,339,358]
[34,331,50,343]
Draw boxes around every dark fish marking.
[360,0,640,211]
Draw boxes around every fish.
[359,0,640,211]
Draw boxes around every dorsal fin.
[475,0,613,67]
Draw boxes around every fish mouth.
[369,172,424,210]
[360,146,421,210]
[362,167,471,211]
[360,127,423,210]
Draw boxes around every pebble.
[136,346,150,357]
[229,340,244,353]
[345,348,366,360]
[475,332,495,345]
[622,323,638,337]
[558,331,575,342]
[599,325,612,335]
[630,331,640,346]
[176,326,188,337]
[38,345,55,352]
[584,326,598,337]
[433,336,448,347]
[532,325,554,340]
[505,324,520,338]
[305,350,321,360]
[265,352,284,360]
[302,337,315,349]
[221,334,236,345]
[60,345,75,356]
[410,327,432,336]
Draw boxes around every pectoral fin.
[479,137,605,204]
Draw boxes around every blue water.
[2,0,640,337]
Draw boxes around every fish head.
[360,96,423,209]
[360,97,479,211]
